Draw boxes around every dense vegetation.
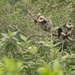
[0,0,75,75]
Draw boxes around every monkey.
[53,23,74,52]
[34,13,52,32]
[57,22,74,39]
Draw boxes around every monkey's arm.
[61,32,66,36]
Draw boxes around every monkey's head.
[34,13,46,24]
[65,22,74,28]
[37,16,45,23]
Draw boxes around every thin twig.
[28,8,35,20]
[48,3,64,8]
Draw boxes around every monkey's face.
[37,16,45,23]
[65,23,74,28]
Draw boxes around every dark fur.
[58,25,72,39]
[58,28,62,38]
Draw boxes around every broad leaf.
[20,34,27,42]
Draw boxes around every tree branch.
[9,25,75,42]
[28,8,35,20]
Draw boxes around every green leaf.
[53,59,60,70]
[8,29,12,36]
[11,31,18,36]
[12,37,18,41]
[1,33,9,41]
[3,57,22,71]
[17,41,22,45]
[53,42,61,48]
[62,54,70,60]
[28,45,37,54]
[1,33,8,37]
[49,40,54,47]
[38,41,45,44]
[38,41,50,47]
[37,67,50,75]
[70,54,75,58]
[20,34,27,42]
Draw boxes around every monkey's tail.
[58,28,62,38]
[54,26,62,38]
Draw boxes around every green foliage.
[0,57,22,75]
[37,68,50,75]
[0,30,75,75]
[0,0,75,75]
[37,60,63,75]
[0,29,18,53]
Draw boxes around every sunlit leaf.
[53,42,61,48]
[0,37,8,41]
[20,34,27,42]
[62,54,70,60]
[3,57,22,72]
[38,41,50,47]
[28,45,37,54]
[38,41,45,44]
[8,29,12,36]
[17,41,22,45]
[11,31,18,36]
[17,61,23,69]
[1,33,8,37]
[37,67,50,75]
[70,54,75,58]
[53,59,60,70]
[58,70,63,75]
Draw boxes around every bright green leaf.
[37,67,50,75]
[20,34,27,42]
